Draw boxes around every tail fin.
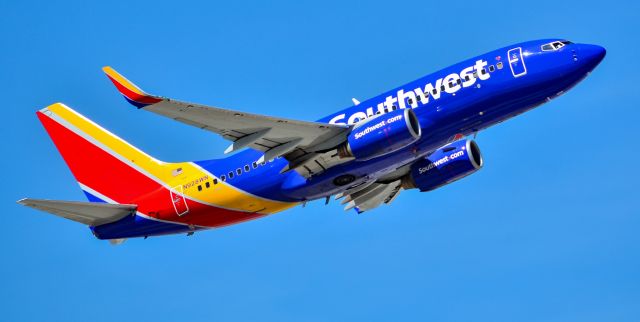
[37,103,173,204]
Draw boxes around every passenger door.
[507,47,527,78]
[170,186,189,216]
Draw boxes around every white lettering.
[387,114,402,123]
[329,114,346,125]
[418,149,467,174]
[366,107,375,117]
[460,66,476,87]
[328,60,491,125]
[352,113,404,139]
[398,89,417,109]
[444,73,461,94]
[348,112,368,125]
[383,96,397,112]
[354,120,386,139]
[474,59,490,80]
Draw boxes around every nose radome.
[578,44,606,70]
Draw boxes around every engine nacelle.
[338,108,421,161]
[402,139,483,192]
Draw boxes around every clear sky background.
[1,1,638,321]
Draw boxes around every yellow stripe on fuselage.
[46,103,296,214]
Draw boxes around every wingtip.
[102,66,162,108]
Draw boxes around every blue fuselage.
[194,39,606,203]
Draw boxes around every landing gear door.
[170,186,189,216]
[507,47,527,77]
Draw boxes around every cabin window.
[456,79,462,85]
[244,165,250,172]
[213,178,218,185]
[205,182,210,188]
[448,82,453,88]
[236,168,242,175]
[392,105,398,110]
[228,171,234,179]
[432,88,437,95]
[464,75,470,81]
[497,62,504,69]
[407,98,413,105]
[440,85,446,91]
[252,162,258,169]
[261,161,266,166]
[489,65,495,72]
[197,185,202,191]
[481,69,487,75]
[220,175,226,182]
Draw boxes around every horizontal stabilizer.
[17,198,137,226]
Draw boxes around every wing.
[18,198,137,226]
[102,67,350,168]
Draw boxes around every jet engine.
[338,108,421,161]
[402,139,483,191]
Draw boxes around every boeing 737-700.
[18,39,606,243]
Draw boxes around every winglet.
[102,66,162,108]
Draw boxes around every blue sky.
[1,1,639,321]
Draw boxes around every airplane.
[18,39,605,244]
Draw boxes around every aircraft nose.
[577,44,606,70]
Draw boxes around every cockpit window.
[541,40,572,51]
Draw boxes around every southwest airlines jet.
[19,39,605,244]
